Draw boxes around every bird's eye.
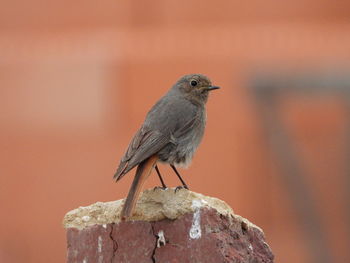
[190,80,198,87]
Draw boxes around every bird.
[114,74,220,219]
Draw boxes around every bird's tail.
[121,155,158,220]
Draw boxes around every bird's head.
[174,74,220,104]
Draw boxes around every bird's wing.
[114,126,170,181]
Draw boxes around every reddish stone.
[67,224,114,263]
[152,208,274,263]
[112,221,156,263]
[66,208,274,263]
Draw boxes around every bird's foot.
[174,185,189,193]
[153,186,168,191]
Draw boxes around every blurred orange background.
[1,1,350,262]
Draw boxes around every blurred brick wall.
[1,1,350,262]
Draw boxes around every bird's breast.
[158,108,206,168]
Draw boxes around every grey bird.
[114,74,220,219]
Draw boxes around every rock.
[63,188,274,263]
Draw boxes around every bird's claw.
[153,186,168,191]
[174,185,189,193]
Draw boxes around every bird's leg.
[154,165,167,190]
[170,164,189,191]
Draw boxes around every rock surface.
[63,188,274,263]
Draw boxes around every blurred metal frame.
[250,71,350,263]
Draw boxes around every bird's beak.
[207,86,220,91]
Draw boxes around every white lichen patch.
[82,216,90,222]
[189,199,203,239]
[97,236,103,263]
[98,236,102,253]
[157,230,166,247]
